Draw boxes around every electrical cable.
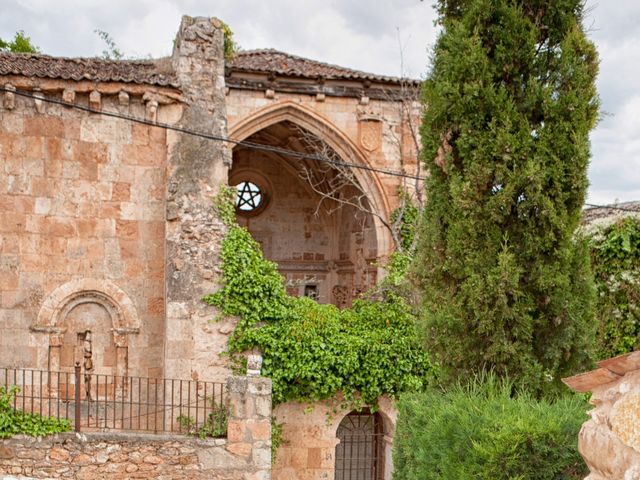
[3,87,638,209]
[0,86,426,181]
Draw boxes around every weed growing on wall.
[203,186,434,407]
[0,387,70,438]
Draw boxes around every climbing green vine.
[204,186,433,407]
[589,217,640,359]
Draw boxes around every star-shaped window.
[235,181,263,212]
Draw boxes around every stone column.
[226,375,272,480]
[164,16,232,381]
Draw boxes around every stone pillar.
[227,375,273,479]
[164,16,232,381]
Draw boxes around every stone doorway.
[335,410,385,480]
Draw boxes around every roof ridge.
[232,48,420,84]
[0,50,159,65]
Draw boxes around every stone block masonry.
[0,375,272,480]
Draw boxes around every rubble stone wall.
[0,375,272,480]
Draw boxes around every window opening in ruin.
[76,331,94,401]
[335,410,384,480]
[304,284,318,301]
[235,181,263,212]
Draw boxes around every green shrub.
[0,386,71,438]
[588,217,640,359]
[176,402,228,439]
[393,375,588,480]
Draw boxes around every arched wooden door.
[335,410,384,480]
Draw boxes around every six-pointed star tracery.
[235,181,263,211]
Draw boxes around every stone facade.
[564,351,640,479]
[0,14,416,480]
[273,397,397,480]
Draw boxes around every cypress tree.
[416,0,599,393]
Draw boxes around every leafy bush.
[393,375,588,480]
[203,187,434,407]
[589,217,640,359]
[0,386,71,438]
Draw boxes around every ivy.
[204,187,434,407]
[589,217,640,359]
[0,387,70,438]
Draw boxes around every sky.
[1,0,638,205]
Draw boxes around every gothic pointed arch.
[228,101,393,259]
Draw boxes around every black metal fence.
[0,366,227,436]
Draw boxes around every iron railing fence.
[0,366,227,436]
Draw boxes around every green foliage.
[390,192,420,252]
[589,217,640,359]
[271,417,286,461]
[215,184,239,227]
[176,404,228,439]
[219,21,238,61]
[415,0,599,394]
[393,374,588,480]
[204,193,434,407]
[0,31,40,53]
[94,29,124,60]
[0,387,70,438]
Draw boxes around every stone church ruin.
[0,16,421,479]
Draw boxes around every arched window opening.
[335,410,384,480]
[229,120,379,306]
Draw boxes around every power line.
[0,86,426,181]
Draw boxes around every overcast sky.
[1,0,638,205]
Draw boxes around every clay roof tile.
[229,49,420,86]
[0,51,178,87]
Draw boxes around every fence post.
[74,362,81,432]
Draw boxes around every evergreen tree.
[415,0,599,394]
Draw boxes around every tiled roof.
[229,49,420,85]
[582,201,640,226]
[0,49,419,89]
[0,52,177,87]
[563,351,640,393]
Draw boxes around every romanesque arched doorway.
[335,410,385,480]
[230,119,382,307]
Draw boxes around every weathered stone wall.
[577,369,640,480]
[0,84,179,378]
[0,433,228,479]
[164,16,234,383]
[0,375,272,480]
[272,396,396,480]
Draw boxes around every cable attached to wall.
[2,86,638,212]
[0,86,426,182]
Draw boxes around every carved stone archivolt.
[32,279,140,382]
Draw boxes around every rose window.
[235,181,263,212]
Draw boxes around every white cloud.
[1,0,639,203]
